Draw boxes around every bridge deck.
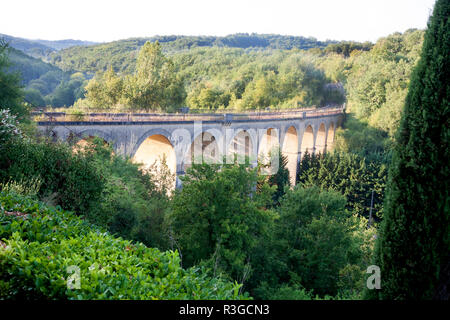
[33,106,344,125]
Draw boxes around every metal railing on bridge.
[33,105,345,124]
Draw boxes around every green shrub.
[0,191,247,300]
[257,283,314,300]
[275,186,374,297]
[80,139,172,250]
[167,162,276,284]
[0,138,104,215]
[0,176,42,198]
[0,109,23,145]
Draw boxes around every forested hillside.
[3,30,421,116]
[7,47,61,85]
[1,32,343,109]
[5,46,87,108]
[78,43,345,112]
[0,30,423,114]
[48,33,337,74]
[69,29,422,120]
[0,33,97,59]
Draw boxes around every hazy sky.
[2,0,436,43]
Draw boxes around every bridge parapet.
[33,105,344,124]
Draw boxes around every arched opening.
[72,135,110,154]
[282,126,298,186]
[258,128,279,163]
[185,131,221,171]
[327,122,335,151]
[258,128,280,176]
[132,134,176,190]
[301,125,315,157]
[228,129,254,165]
[316,123,327,155]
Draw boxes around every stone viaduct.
[36,106,345,187]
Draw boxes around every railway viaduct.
[36,106,345,187]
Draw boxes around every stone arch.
[226,128,257,165]
[315,123,327,154]
[258,127,280,162]
[131,128,172,158]
[75,129,111,144]
[71,129,112,153]
[300,124,315,157]
[132,132,177,190]
[184,130,222,171]
[282,126,299,186]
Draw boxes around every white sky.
[1,0,436,43]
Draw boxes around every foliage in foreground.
[272,186,376,298]
[74,138,173,250]
[168,161,376,299]
[0,137,104,215]
[0,132,172,252]
[0,191,247,299]
[167,162,276,285]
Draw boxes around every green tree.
[187,86,230,110]
[48,81,74,107]
[241,74,277,110]
[24,88,45,107]
[85,66,123,109]
[128,41,185,111]
[372,0,449,300]
[0,40,28,119]
[276,185,370,297]
[259,148,290,206]
[167,161,276,288]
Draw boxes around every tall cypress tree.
[372,0,449,300]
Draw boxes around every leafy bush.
[76,138,172,250]
[274,185,375,297]
[0,108,22,145]
[0,191,247,299]
[167,161,276,290]
[0,138,104,215]
[0,131,172,252]
[266,284,314,300]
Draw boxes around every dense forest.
[5,46,87,108]
[0,0,448,301]
[47,33,338,73]
[1,31,419,115]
